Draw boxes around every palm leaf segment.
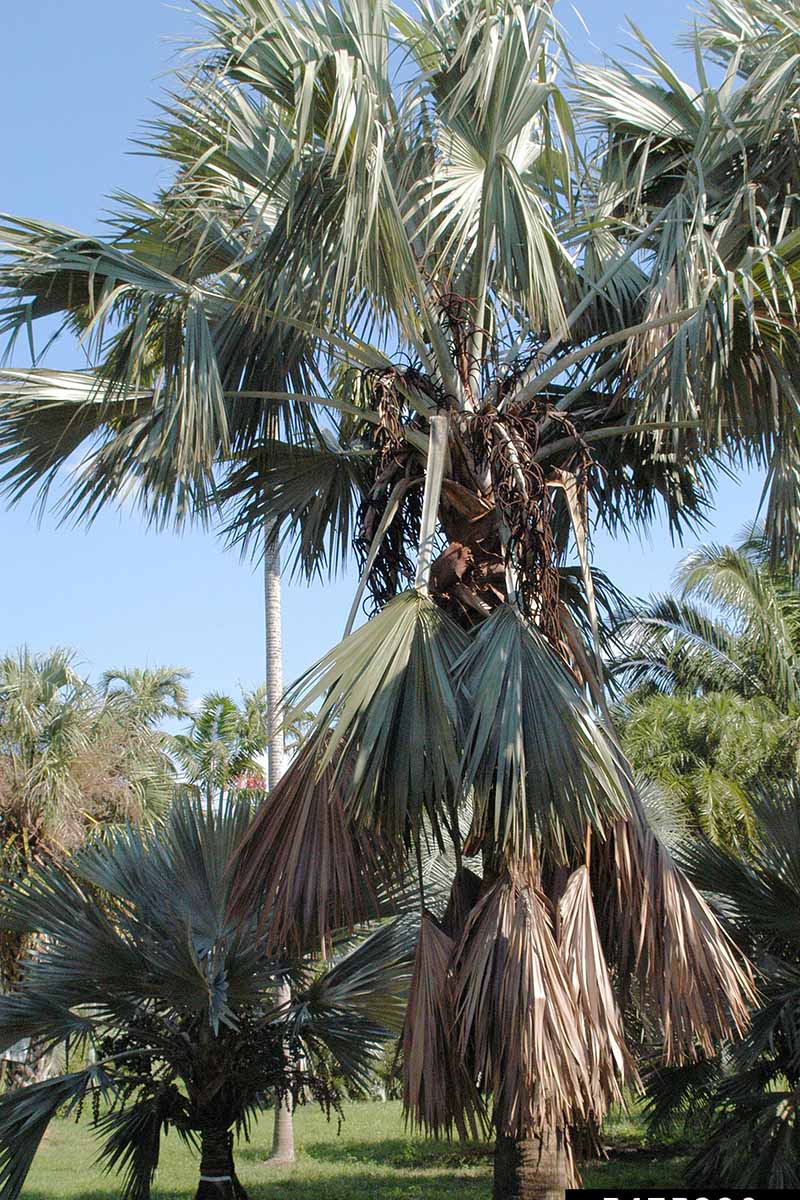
[574,0,800,565]
[646,780,800,1188]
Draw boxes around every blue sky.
[0,1,761,701]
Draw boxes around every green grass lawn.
[23,1100,691,1199]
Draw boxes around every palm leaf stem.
[496,203,674,410]
[414,413,449,595]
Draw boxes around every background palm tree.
[0,647,179,1082]
[172,691,267,801]
[101,665,191,725]
[613,526,800,850]
[0,648,177,901]
[1,3,798,1195]
[645,778,800,1187]
[0,795,414,1200]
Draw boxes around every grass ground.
[24,1099,690,1199]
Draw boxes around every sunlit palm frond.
[218,433,370,580]
[455,605,628,857]
[285,590,468,846]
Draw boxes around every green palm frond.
[285,590,468,846]
[0,1069,111,1200]
[612,594,747,695]
[172,692,265,795]
[218,433,371,580]
[455,605,628,856]
[94,1094,176,1200]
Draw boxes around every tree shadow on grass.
[247,1135,491,1170]
[582,1153,691,1190]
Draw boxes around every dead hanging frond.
[402,911,486,1139]
[453,868,592,1138]
[597,785,756,1063]
[355,474,424,611]
[558,865,641,1115]
[229,738,394,953]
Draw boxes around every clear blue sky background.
[0,1,761,702]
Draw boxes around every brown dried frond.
[402,911,486,1139]
[229,738,392,953]
[453,868,592,1138]
[558,865,641,1115]
[597,788,756,1063]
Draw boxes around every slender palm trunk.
[263,528,296,1166]
[264,531,286,793]
[196,1128,249,1200]
[493,1129,568,1200]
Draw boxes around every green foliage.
[101,667,191,725]
[456,606,627,856]
[0,798,414,1200]
[614,525,800,851]
[0,648,181,991]
[646,781,800,1187]
[286,591,468,849]
[171,690,267,798]
[622,691,794,849]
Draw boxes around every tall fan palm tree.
[613,525,800,849]
[1,2,798,1195]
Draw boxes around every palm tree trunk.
[493,1129,567,1200]
[264,529,286,791]
[268,1016,296,1163]
[263,526,296,1166]
[196,1128,250,1200]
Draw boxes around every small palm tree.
[613,526,800,849]
[0,796,412,1200]
[172,692,267,800]
[101,666,191,725]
